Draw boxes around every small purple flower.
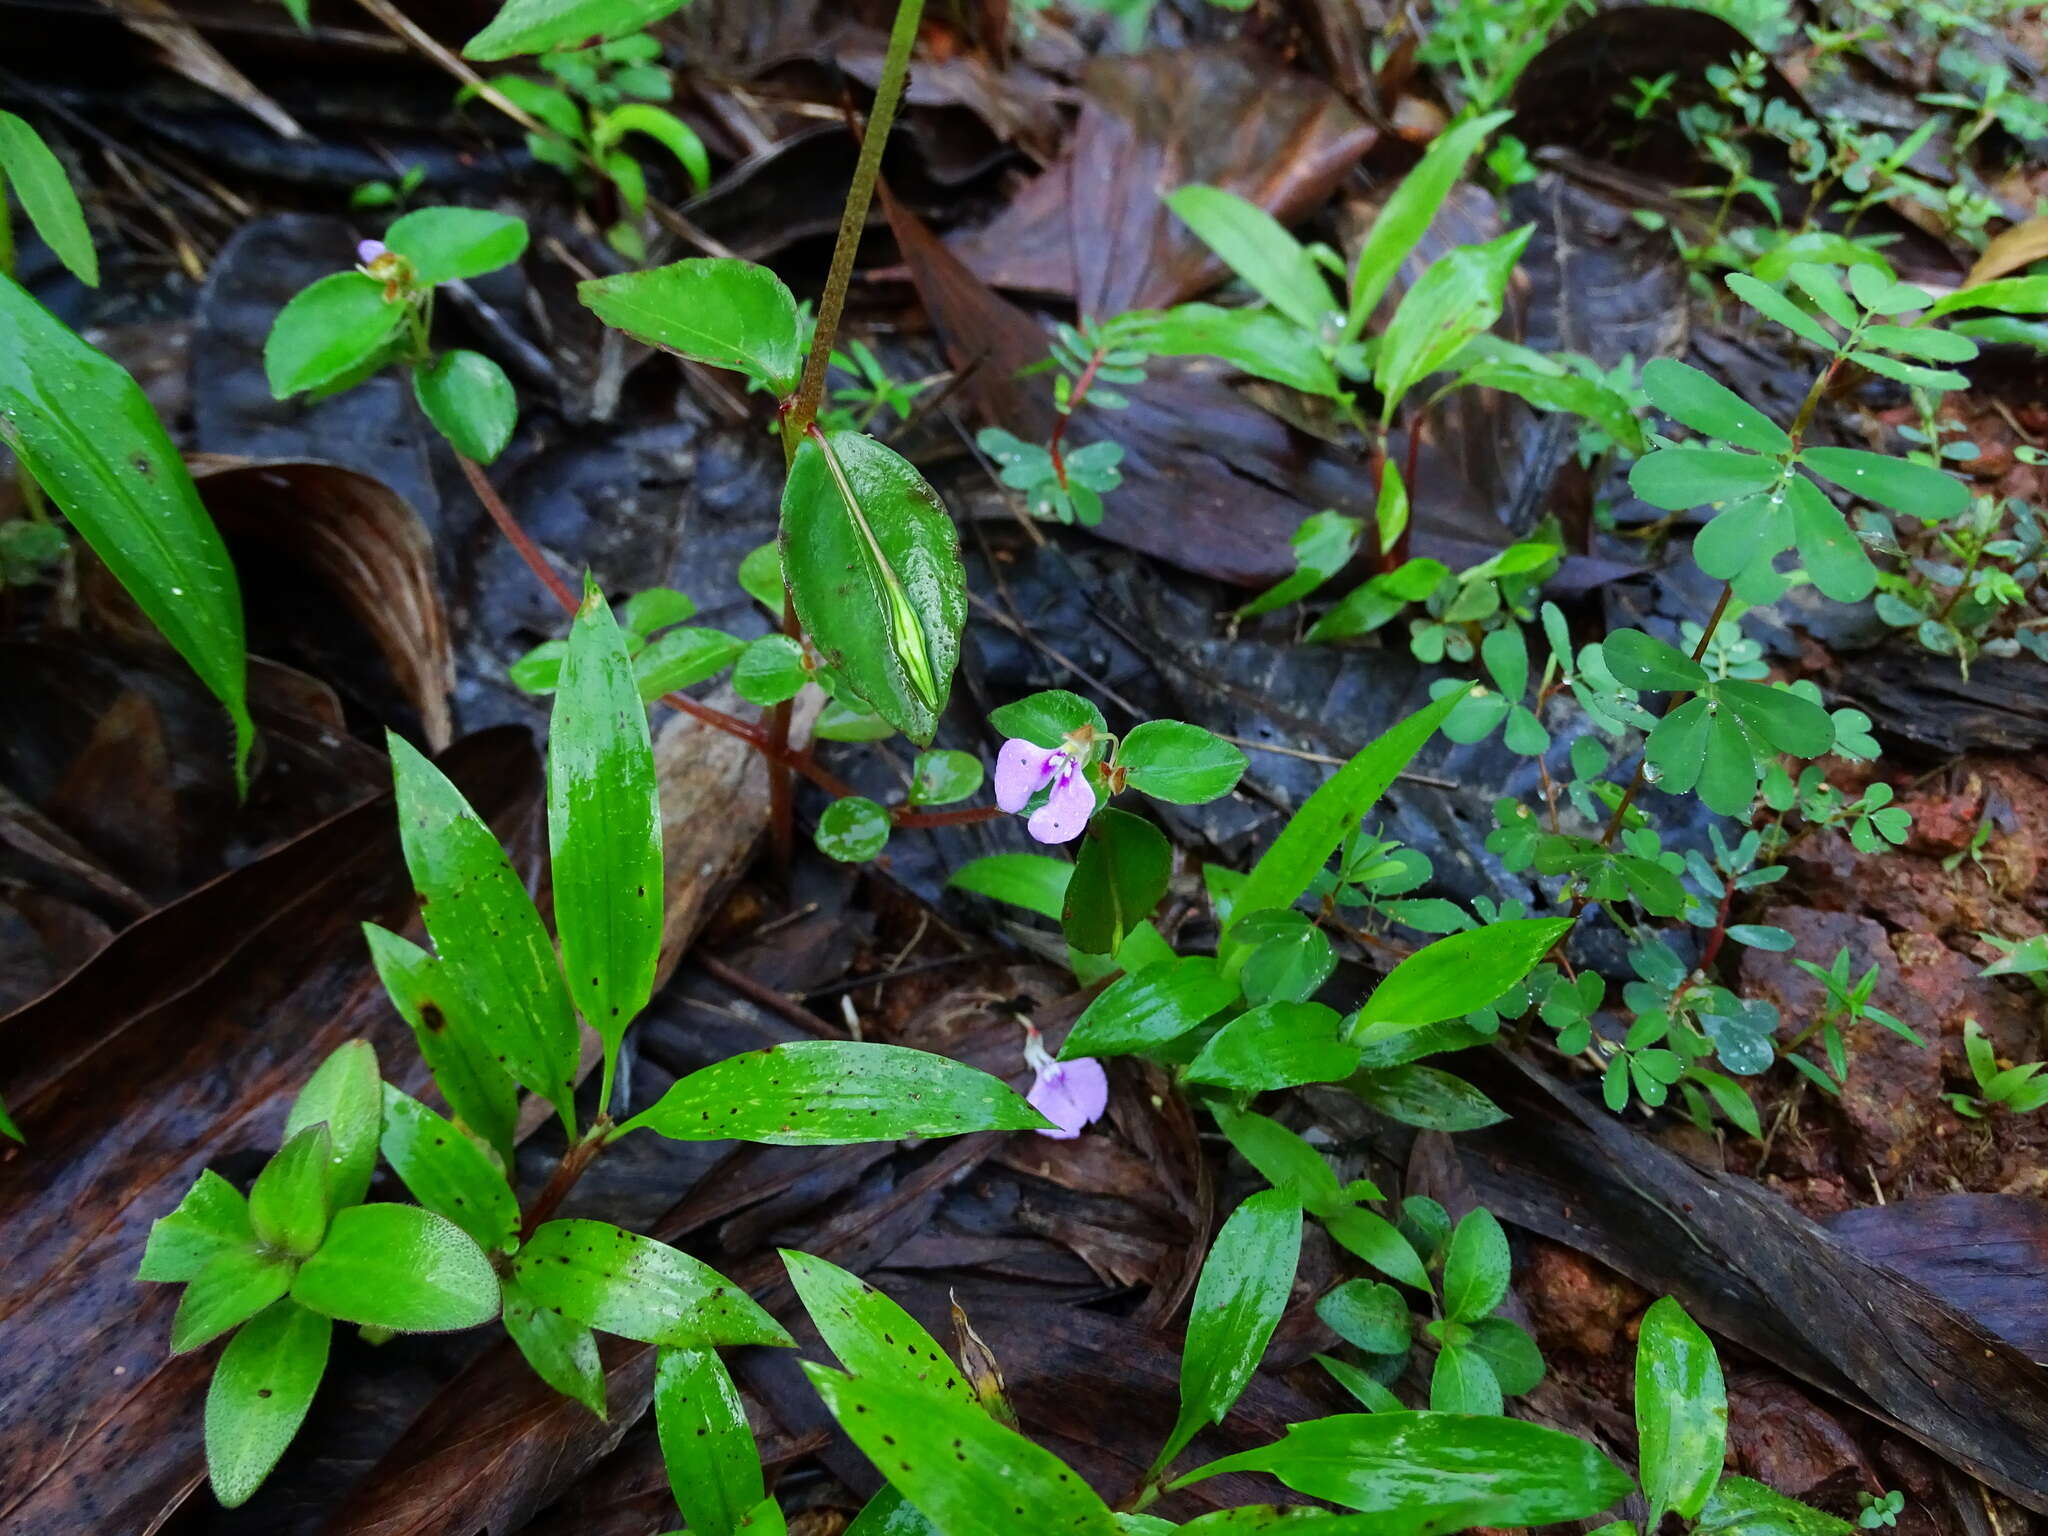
[356,239,389,266]
[995,737,1095,844]
[1022,1024,1108,1140]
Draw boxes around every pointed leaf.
[503,1277,607,1418]
[578,257,803,394]
[205,1299,330,1508]
[139,1171,254,1282]
[465,0,685,60]
[511,1219,791,1347]
[284,1040,382,1210]
[1641,359,1790,453]
[290,1203,500,1332]
[1166,186,1336,331]
[1063,808,1172,955]
[1185,1002,1357,1090]
[656,1345,766,1536]
[249,1125,333,1258]
[1347,112,1512,337]
[783,1249,975,1406]
[361,922,518,1165]
[1636,1295,1727,1528]
[171,1248,294,1353]
[1441,1209,1510,1323]
[1353,919,1572,1033]
[378,1084,519,1252]
[1800,446,1968,519]
[0,111,97,285]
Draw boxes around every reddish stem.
[1046,341,1109,490]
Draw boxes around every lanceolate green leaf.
[1351,918,1572,1034]
[806,1364,1122,1536]
[1174,1412,1631,1533]
[284,1040,382,1210]
[1232,688,1465,926]
[1185,1002,1356,1090]
[512,1219,791,1348]
[1165,186,1335,332]
[0,274,252,786]
[465,0,685,59]
[948,852,1073,920]
[1347,111,1512,340]
[378,1084,520,1253]
[656,1346,766,1536]
[248,1125,334,1259]
[290,1204,501,1332]
[577,258,804,394]
[1640,358,1790,454]
[550,579,662,1111]
[1636,1296,1727,1529]
[387,733,580,1131]
[783,1249,976,1406]
[782,429,966,745]
[1696,1476,1852,1536]
[503,1278,607,1418]
[620,1040,1049,1144]
[1442,1209,1511,1323]
[1159,1190,1303,1470]
[205,1299,330,1508]
[0,111,98,285]
[361,922,519,1165]
[1061,956,1241,1059]
[1063,808,1172,955]
[1374,227,1533,425]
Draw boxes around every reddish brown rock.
[1727,1374,1874,1495]
[1519,1239,1644,1359]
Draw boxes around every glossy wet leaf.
[379,1084,519,1252]
[1637,1295,1727,1528]
[1060,808,1170,954]
[1350,1065,1507,1132]
[988,688,1107,748]
[512,1219,787,1348]
[361,922,519,1166]
[783,1249,975,1406]
[1442,1209,1510,1323]
[782,430,965,745]
[1374,228,1533,424]
[734,634,809,705]
[1352,919,1572,1034]
[1185,1001,1356,1090]
[1800,446,1967,519]
[1716,680,1834,757]
[248,1124,333,1259]
[579,257,804,394]
[1347,111,1511,337]
[265,272,405,397]
[0,111,97,285]
[139,1170,254,1282]
[1,274,252,785]
[1062,957,1241,1059]
[1119,721,1248,805]
[1640,358,1789,454]
[1629,446,1781,511]
[621,1040,1048,1143]
[284,1040,382,1210]
[1696,1476,1851,1536]
[388,732,579,1130]
[1430,1344,1502,1415]
[1166,185,1334,331]
[816,796,891,862]
[550,579,662,1106]
[806,1364,1122,1536]
[1160,1190,1302,1468]
[414,348,517,463]
[1317,1280,1410,1355]
[503,1277,607,1418]
[948,852,1072,920]
[1175,1411,1631,1532]
[846,1488,942,1536]
[1232,688,1465,925]
[171,1248,294,1353]
[205,1299,329,1508]
[1238,912,1335,1004]
[635,625,746,699]
[656,1345,765,1536]
[1214,1105,1346,1212]
[1602,628,1706,692]
[910,749,984,806]
[290,1203,500,1332]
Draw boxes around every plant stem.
[519,1119,610,1240]
[0,171,14,283]
[787,0,925,438]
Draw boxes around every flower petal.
[1027,1057,1110,1139]
[1026,766,1094,845]
[995,739,1059,813]
[356,239,389,264]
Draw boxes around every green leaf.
[1159,1190,1303,1469]
[656,1346,766,1536]
[1174,1412,1632,1532]
[847,1488,942,1536]
[1324,1206,1432,1291]
[1167,186,1335,332]
[265,271,406,397]
[1441,1209,1510,1323]
[1636,1295,1727,1528]
[783,429,964,745]
[619,1039,1050,1143]
[1430,1344,1502,1415]
[1213,1105,1345,1213]
[171,1248,294,1353]
[1347,112,1512,339]
[807,1364,1122,1536]
[579,258,804,395]
[1726,272,1839,350]
[1062,957,1241,1059]
[414,349,517,463]
[1926,275,2048,320]
[1640,358,1789,454]
[385,206,528,286]
[284,1040,382,1211]
[1716,680,1834,757]
[513,1219,789,1347]
[635,626,746,699]
[1799,446,1967,519]
[1318,1354,1406,1413]
[1697,1477,1853,1536]
[1374,228,1533,424]
[989,689,1108,747]
[249,1125,334,1259]
[0,111,97,285]
[816,795,891,862]
[734,634,809,705]
[1452,350,1647,455]
[139,1170,253,1282]
[1847,350,1967,392]
[204,1299,329,1508]
[948,852,1072,920]
[594,103,709,193]
[1119,721,1248,805]
[1,274,252,785]
[361,922,518,1165]
[1232,688,1465,926]
[1352,918,1572,1034]
[1149,302,1343,397]
[1466,1316,1544,1395]
[910,749,985,806]
[1602,628,1707,692]
[388,732,580,1130]
[1186,1001,1356,1090]
[1350,1065,1507,1132]
[738,540,785,610]
[1783,473,1875,602]
[1317,1279,1410,1355]
[378,1084,519,1252]
[290,1203,500,1332]
[1239,510,1364,619]
[1629,445,1781,511]
[783,1249,975,1406]
[550,578,663,1106]
[503,1276,607,1418]
[1239,914,1335,1005]
[1063,808,1172,955]
[465,0,684,58]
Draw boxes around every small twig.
[519,1122,610,1240]
[698,953,846,1038]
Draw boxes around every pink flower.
[1022,1025,1108,1140]
[994,738,1095,844]
[356,239,389,265]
